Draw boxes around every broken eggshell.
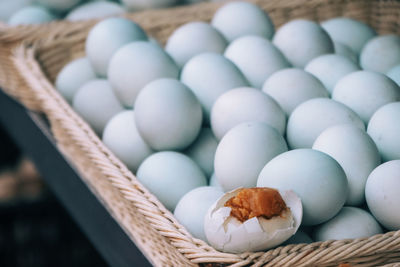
[204,188,302,253]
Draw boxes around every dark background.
[0,124,108,267]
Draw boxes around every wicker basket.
[1,0,400,266]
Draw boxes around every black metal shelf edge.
[0,89,153,267]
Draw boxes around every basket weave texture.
[1,0,400,266]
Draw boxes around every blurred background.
[0,125,108,267]
[0,0,221,26]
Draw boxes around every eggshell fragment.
[165,22,227,68]
[211,1,274,42]
[262,68,329,115]
[367,102,400,162]
[211,87,286,139]
[214,122,288,192]
[273,19,334,68]
[225,35,290,88]
[314,207,383,241]
[257,149,348,226]
[286,98,365,149]
[204,188,302,253]
[332,71,400,123]
[313,124,380,206]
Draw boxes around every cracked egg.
[204,187,302,253]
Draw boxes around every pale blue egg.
[8,5,56,26]
[283,230,313,245]
[136,151,207,211]
[313,124,380,206]
[273,19,334,68]
[321,17,376,55]
[185,128,218,177]
[262,68,329,115]
[286,98,365,149]
[214,121,288,192]
[225,35,290,88]
[66,1,125,21]
[387,64,400,86]
[367,102,400,162]
[121,0,178,11]
[332,71,400,123]
[165,22,227,68]
[360,35,400,74]
[36,0,82,12]
[314,207,382,241]
[108,41,179,108]
[211,87,286,139]
[86,17,148,77]
[211,1,274,42]
[333,41,358,64]
[174,186,223,241]
[180,52,249,120]
[366,160,400,230]
[72,79,124,135]
[134,78,202,151]
[209,173,223,191]
[305,54,360,94]
[55,57,97,103]
[102,110,153,173]
[0,0,33,22]
[257,149,348,226]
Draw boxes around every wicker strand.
[2,0,400,266]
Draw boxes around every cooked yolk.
[224,188,288,222]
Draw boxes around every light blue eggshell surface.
[86,17,148,77]
[136,151,207,211]
[257,149,348,226]
[72,79,124,135]
[174,186,223,241]
[102,110,153,173]
[108,41,179,108]
[214,121,288,192]
[55,57,97,103]
[134,78,202,151]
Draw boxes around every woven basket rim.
[2,1,400,266]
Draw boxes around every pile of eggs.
[54,1,400,253]
[0,0,219,25]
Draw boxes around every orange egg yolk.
[224,187,288,222]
